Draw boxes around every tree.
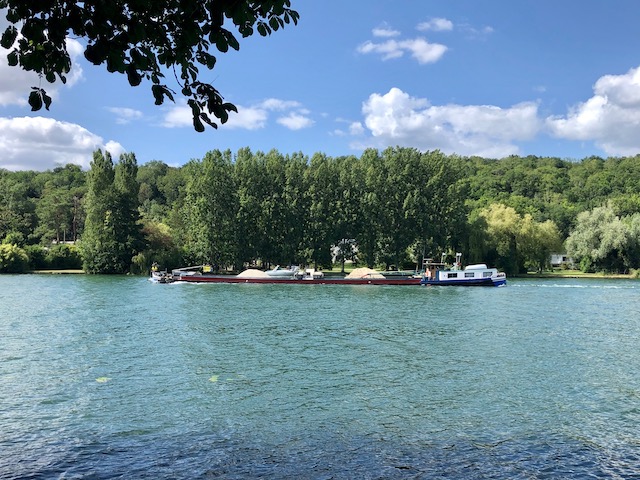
[375,147,420,269]
[0,243,29,273]
[412,151,466,263]
[80,150,141,273]
[565,204,639,273]
[80,150,118,273]
[304,153,339,268]
[113,152,143,268]
[235,147,266,265]
[34,186,73,243]
[183,150,238,268]
[519,217,563,273]
[0,172,37,242]
[0,0,299,131]
[358,149,383,268]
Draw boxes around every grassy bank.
[520,269,637,279]
[31,269,85,274]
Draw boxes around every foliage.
[46,244,83,270]
[479,203,563,274]
[0,0,299,131]
[24,244,47,270]
[3,149,640,275]
[565,204,640,273]
[2,230,25,246]
[80,150,142,273]
[183,150,238,267]
[139,220,182,271]
[0,243,29,273]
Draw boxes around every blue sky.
[2,0,640,171]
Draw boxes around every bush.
[0,244,29,273]
[131,252,148,275]
[579,257,595,273]
[24,245,48,270]
[2,231,25,247]
[46,244,83,270]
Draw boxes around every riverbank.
[31,269,85,274]
[519,269,637,279]
[27,268,638,279]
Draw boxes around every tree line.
[2,147,640,275]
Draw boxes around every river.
[1,275,639,479]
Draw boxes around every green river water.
[0,274,639,478]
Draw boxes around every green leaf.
[151,84,164,105]
[193,115,205,132]
[28,90,43,111]
[222,102,238,113]
[7,50,18,66]
[257,23,269,36]
[200,112,217,129]
[42,91,52,110]
[0,26,18,48]
[225,31,240,51]
[126,64,142,86]
[215,35,229,53]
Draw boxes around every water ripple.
[1,276,639,478]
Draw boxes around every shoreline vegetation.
[29,268,638,280]
[4,149,640,277]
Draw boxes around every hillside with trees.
[1,147,640,275]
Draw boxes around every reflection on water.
[1,275,639,479]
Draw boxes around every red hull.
[177,275,422,286]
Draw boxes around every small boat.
[420,253,506,287]
[149,269,174,284]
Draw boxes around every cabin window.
[465,272,475,278]
[447,273,458,279]
[483,272,492,277]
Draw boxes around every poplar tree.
[81,150,141,273]
[80,150,118,273]
[184,150,237,268]
[113,152,143,269]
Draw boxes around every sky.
[2,1,640,171]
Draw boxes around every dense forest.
[2,147,640,275]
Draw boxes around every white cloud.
[357,37,447,64]
[0,32,84,107]
[107,107,143,125]
[258,98,302,111]
[401,38,448,64]
[161,97,311,131]
[546,66,640,155]
[357,87,540,157]
[0,116,123,171]
[372,25,401,38]
[276,112,314,130]
[223,106,269,130]
[458,24,495,38]
[161,101,192,128]
[349,122,365,136]
[104,140,126,158]
[416,18,454,32]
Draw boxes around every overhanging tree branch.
[0,0,299,131]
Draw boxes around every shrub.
[24,245,48,270]
[2,231,25,246]
[46,244,83,270]
[0,244,29,273]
